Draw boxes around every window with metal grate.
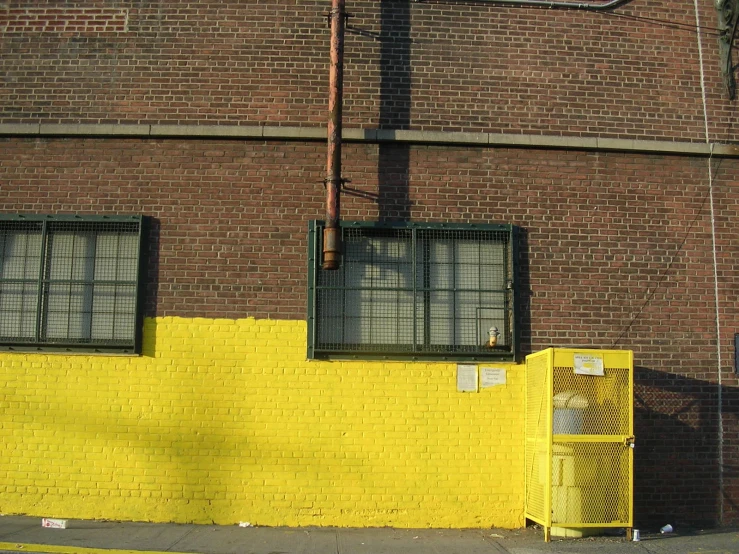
[0,215,144,354]
[308,221,518,361]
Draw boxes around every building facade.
[0,0,738,528]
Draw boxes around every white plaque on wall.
[457,364,478,392]
[480,367,507,388]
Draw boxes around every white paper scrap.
[42,518,67,529]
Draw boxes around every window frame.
[0,214,145,354]
[307,220,518,362]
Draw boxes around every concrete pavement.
[1,516,738,554]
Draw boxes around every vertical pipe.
[323,0,346,271]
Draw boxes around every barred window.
[0,215,144,354]
[308,222,517,361]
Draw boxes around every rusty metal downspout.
[323,0,347,271]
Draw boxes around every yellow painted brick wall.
[0,317,525,528]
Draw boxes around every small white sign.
[574,353,605,376]
[457,364,478,392]
[480,367,507,388]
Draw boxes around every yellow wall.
[0,317,525,528]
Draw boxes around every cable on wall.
[692,0,725,525]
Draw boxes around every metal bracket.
[717,0,739,100]
[322,178,350,189]
[326,10,351,28]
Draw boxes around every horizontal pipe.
[422,0,633,10]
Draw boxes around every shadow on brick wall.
[378,0,412,222]
[634,366,729,528]
[143,216,160,321]
[515,227,532,360]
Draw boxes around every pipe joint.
[322,227,341,271]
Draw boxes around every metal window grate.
[308,222,517,360]
[0,215,143,353]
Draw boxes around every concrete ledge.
[262,125,324,140]
[487,133,535,147]
[0,123,41,135]
[530,135,597,150]
[0,123,735,157]
[714,143,739,157]
[150,124,263,138]
[594,137,709,156]
[342,128,369,141]
[369,129,489,145]
[38,124,150,136]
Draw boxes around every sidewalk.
[1,516,738,554]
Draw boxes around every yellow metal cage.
[525,348,634,542]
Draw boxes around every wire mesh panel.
[308,222,516,360]
[0,215,142,353]
[525,348,634,539]
[525,349,551,526]
[550,441,631,525]
[553,366,631,436]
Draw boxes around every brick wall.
[0,138,723,328]
[711,156,739,525]
[1,0,738,530]
[0,316,525,528]
[1,0,735,142]
[1,137,737,525]
[0,8,128,34]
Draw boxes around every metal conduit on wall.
[415,0,633,11]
